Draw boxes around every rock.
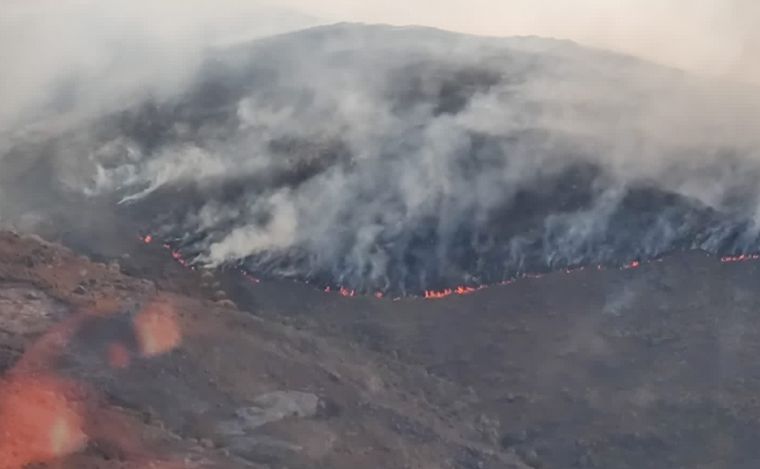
[213,290,228,301]
[217,391,320,435]
[24,291,42,300]
[0,286,65,336]
[216,299,237,309]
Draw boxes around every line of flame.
[141,233,760,301]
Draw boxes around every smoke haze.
[2,0,759,131]
[2,0,759,133]
[2,3,760,294]
[295,0,760,85]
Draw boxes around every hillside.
[3,229,760,467]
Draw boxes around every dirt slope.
[4,229,760,468]
[0,231,529,469]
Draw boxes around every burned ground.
[2,228,760,467]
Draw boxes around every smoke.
[2,14,760,294]
[33,24,752,294]
[0,0,317,227]
[268,0,760,86]
[0,0,318,135]
[2,0,757,137]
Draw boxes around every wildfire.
[622,260,640,269]
[142,234,193,268]
[419,259,644,299]
[339,287,356,297]
[138,232,760,302]
[424,285,481,299]
[720,254,760,263]
[169,249,191,268]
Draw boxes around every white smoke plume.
[45,24,756,294]
[2,7,760,294]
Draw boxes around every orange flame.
[139,231,760,302]
[170,250,190,268]
[339,287,355,297]
[721,254,760,263]
[423,285,481,299]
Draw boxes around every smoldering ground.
[3,23,760,295]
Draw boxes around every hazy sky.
[4,0,758,81]
[285,0,759,83]
[2,0,758,132]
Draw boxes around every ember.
[424,286,481,299]
[339,287,356,297]
[720,254,760,263]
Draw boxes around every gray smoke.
[4,24,760,294]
